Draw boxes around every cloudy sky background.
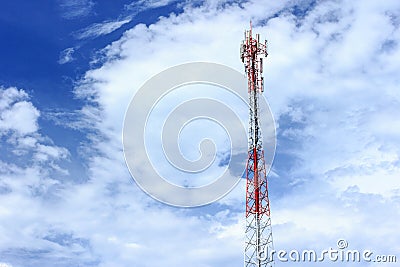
[0,0,399,266]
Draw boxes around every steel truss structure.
[240,22,274,267]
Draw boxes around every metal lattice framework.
[241,22,274,267]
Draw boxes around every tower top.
[240,23,268,93]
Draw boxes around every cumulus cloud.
[0,87,70,162]
[0,87,74,265]
[0,87,28,109]
[2,0,400,266]
[72,0,400,265]
[0,87,39,136]
[0,101,39,135]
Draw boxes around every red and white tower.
[241,23,274,267]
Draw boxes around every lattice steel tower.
[240,23,274,267]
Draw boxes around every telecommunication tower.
[240,22,274,267]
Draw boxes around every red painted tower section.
[241,22,274,267]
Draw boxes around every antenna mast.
[240,22,274,267]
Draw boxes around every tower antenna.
[240,22,273,267]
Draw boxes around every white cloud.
[125,0,178,12]
[0,87,70,163]
[34,144,70,162]
[0,101,39,135]
[0,87,75,265]
[2,0,400,266]
[58,0,95,20]
[73,18,131,40]
[58,47,75,64]
[16,136,37,149]
[72,0,400,265]
[0,87,39,136]
[0,87,28,110]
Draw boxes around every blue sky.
[1,0,400,266]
